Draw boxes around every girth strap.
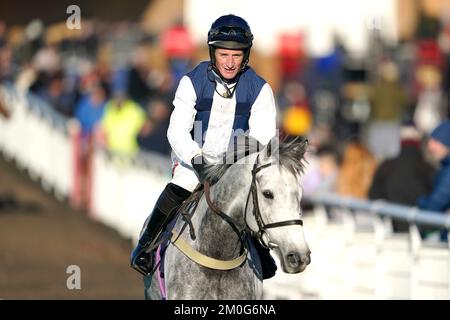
[171,231,247,271]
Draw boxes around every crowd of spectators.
[0,19,182,159]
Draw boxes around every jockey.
[130,14,278,279]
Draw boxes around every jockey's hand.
[191,154,211,184]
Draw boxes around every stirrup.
[131,263,151,277]
[131,249,156,276]
[131,238,165,276]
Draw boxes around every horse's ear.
[287,137,308,161]
[258,136,280,163]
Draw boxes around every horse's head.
[245,136,311,274]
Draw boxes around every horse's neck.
[191,161,253,259]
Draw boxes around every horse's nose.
[286,252,301,268]
[286,251,311,268]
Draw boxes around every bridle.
[243,155,303,249]
[170,154,304,271]
[205,154,304,250]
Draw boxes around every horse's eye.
[263,190,274,199]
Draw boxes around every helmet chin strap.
[208,65,237,98]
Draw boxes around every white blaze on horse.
[146,136,311,300]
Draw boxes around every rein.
[204,182,245,239]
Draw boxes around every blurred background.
[0,0,449,299]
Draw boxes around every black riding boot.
[130,183,191,276]
[252,237,277,280]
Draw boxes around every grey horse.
[145,136,311,299]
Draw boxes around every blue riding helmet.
[207,14,253,71]
[208,14,253,49]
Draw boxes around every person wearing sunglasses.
[131,14,277,281]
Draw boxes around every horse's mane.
[204,135,308,184]
[277,136,308,176]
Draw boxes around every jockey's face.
[214,48,244,80]
[428,138,449,161]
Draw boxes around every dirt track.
[0,156,144,299]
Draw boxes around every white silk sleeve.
[167,76,202,164]
[248,83,277,145]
